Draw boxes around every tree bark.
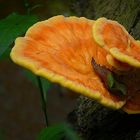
[68,0,140,139]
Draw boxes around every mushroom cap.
[93,17,140,68]
[93,17,140,114]
[10,15,125,109]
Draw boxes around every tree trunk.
[68,0,140,139]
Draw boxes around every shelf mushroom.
[10,15,140,114]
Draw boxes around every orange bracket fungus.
[93,17,140,68]
[10,15,140,114]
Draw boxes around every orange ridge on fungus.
[93,17,140,68]
[10,15,140,114]
[93,17,140,114]
[10,15,126,110]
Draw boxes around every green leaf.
[114,81,127,96]
[0,13,38,58]
[41,77,52,101]
[0,47,11,60]
[107,72,114,88]
[107,72,127,96]
[37,123,81,140]
[22,69,38,85]
[0,133,4,140]
[0,129,5,140]
[22,69,52,98]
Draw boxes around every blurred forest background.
[0,0,77,139]
[1,0,140,140]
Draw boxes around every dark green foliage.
[0,13,38,58]
[0,47,11,60]
[107,73,127,96]
[23,69,52,100]
[0,129,5,140]
[107,73,114,88]
[37,123,81,140]
[113,80,127,96]
[24,0,44,14]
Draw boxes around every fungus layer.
[93,17,140,68]
[10,16,125,109]
[11,16,140,113]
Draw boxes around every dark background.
[0,0,77,139]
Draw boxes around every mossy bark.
[68,97,140,140]
[68,0,140,139]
